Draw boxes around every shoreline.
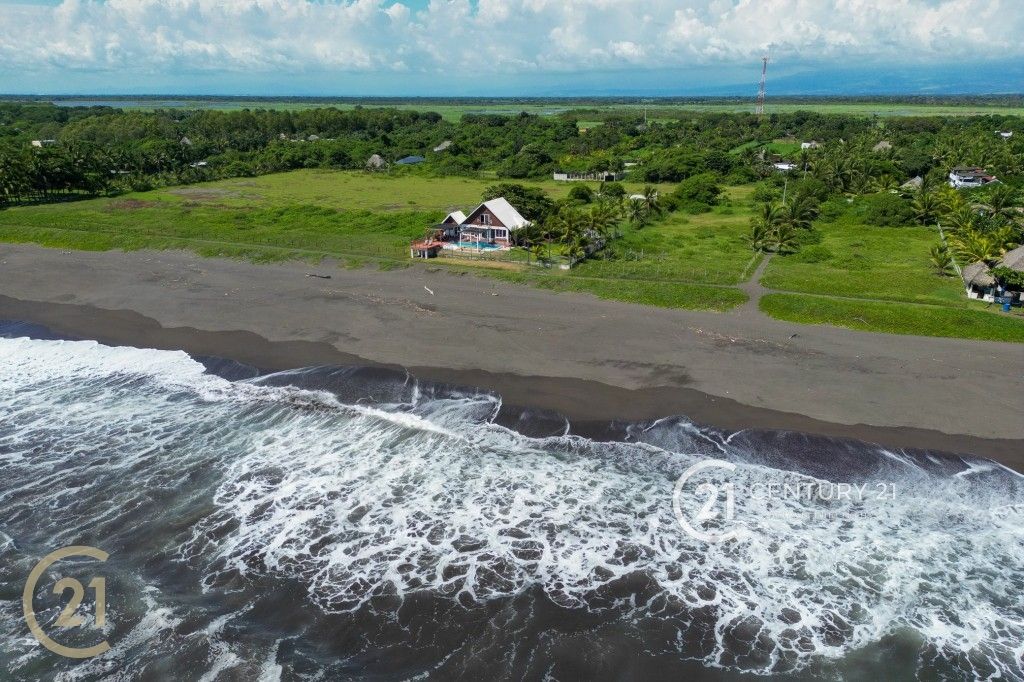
[1,245,1022,469]
[2,293,1022,470]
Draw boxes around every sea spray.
[1,336,1022,680]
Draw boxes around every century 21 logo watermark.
[22,545,111,659]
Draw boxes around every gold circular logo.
[22,545,111,659]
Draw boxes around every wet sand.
[1,245,1021,467]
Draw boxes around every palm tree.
[951,229,1000,264]
[783,195,819,230]
[771,223,800,254]
[642,185,662,216]
[874,174,899,192]
[979,184,1019,222]
[627,198,649,228]
[912,190,942,226]
[946,204,976,233]
[748,221,771,252]
[929,244,953,276]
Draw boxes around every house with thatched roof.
[963,246,1024,305]
[963,261,996,301]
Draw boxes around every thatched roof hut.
[997,245,1024,272]
[962,261,995,287]
[365,154,386,170]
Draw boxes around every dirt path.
[733,253,773,316]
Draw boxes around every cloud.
[0,0,1020,89]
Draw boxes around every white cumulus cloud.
[0,0,1020,85]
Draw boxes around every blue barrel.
[1004,301,1012,312]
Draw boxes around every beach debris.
[789,333,799,339]
[491,292,498,296]
[424,286,434,296]
[306,273,331,279]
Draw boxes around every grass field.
[571,186,757,285]
[0,170,745,309]
[761,217,967,306]
[761,294,1024,343]
[46,98,1024,121]
[3,169,1022,338]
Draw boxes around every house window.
[481,213,491,225]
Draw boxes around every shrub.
[568,184,594,204]
[753,182,780,203]
[858,192,915,227]
[673,173,722,213]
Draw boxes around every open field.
[570,186,757,285]
[1,169,1022,338]
[761,217,967,306]
[37,98,1024,121]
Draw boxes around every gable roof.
[397,155,425,165]
[467,197,530,229]
[442,210,467,225]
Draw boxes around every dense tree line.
[1,102,1022,211]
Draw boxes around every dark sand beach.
[1,244,1021,466]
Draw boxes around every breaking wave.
[1,334,1022,680]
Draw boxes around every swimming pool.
[455,241,504,250]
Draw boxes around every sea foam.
[1,336,1022,679]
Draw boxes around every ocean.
[1,324,1022,680]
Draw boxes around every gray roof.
[997,245,1024,272]
[962,261,995,287]
[397,155,425,165]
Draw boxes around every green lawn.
[761,217,967,306]
[761,294,1024,343]
[570,186,757,285]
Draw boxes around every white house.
[949,166,997,189]
[773,161,797,172]
[553,171,625,182]
[996,130,1014,140]
[800,141,820,150]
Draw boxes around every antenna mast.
[755,54,769,117]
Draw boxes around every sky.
[1,0,1022,96]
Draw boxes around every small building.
[901,176,924,191]
[189,161,208,168]
[963,246,1024,305]
[553,171,625,182]
[772,161,797,172]
[30,139,56,147]
[996,130,1014,139]
[433,140,453,152]
[872,140,893,152]
[365,154,387,170]
[800,141,820,150]
[410,240,443,259]
[307,134,320,142]
[396,155,425,165]
[963,261,996,301]
[439,210,467,239]
[949,166,997,189]
[180,136,193,146]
